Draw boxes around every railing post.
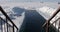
[4,22,6,32]
[58,19,60,32]
[0,17,3,32]
[6,17,8,32]
[46,20,50,32]
[13,24,15,32]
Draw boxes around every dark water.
[19,10,46,32]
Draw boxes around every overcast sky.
[0,0,60,2]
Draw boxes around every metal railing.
[0,6,18,32]
[42,7,60,32]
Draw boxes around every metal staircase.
[42,7,60,32]
[0,6,18,32]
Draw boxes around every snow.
[0,2,60,32]
[12,12,25,28]
[36,6,57,20]
[36,6,60,30]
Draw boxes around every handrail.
[0,17,13,27]
[42,7,60,32]
[42,7,60,27]
[0,6,18,32]
[49,17,60,27]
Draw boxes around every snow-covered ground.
[0,2,60,32]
